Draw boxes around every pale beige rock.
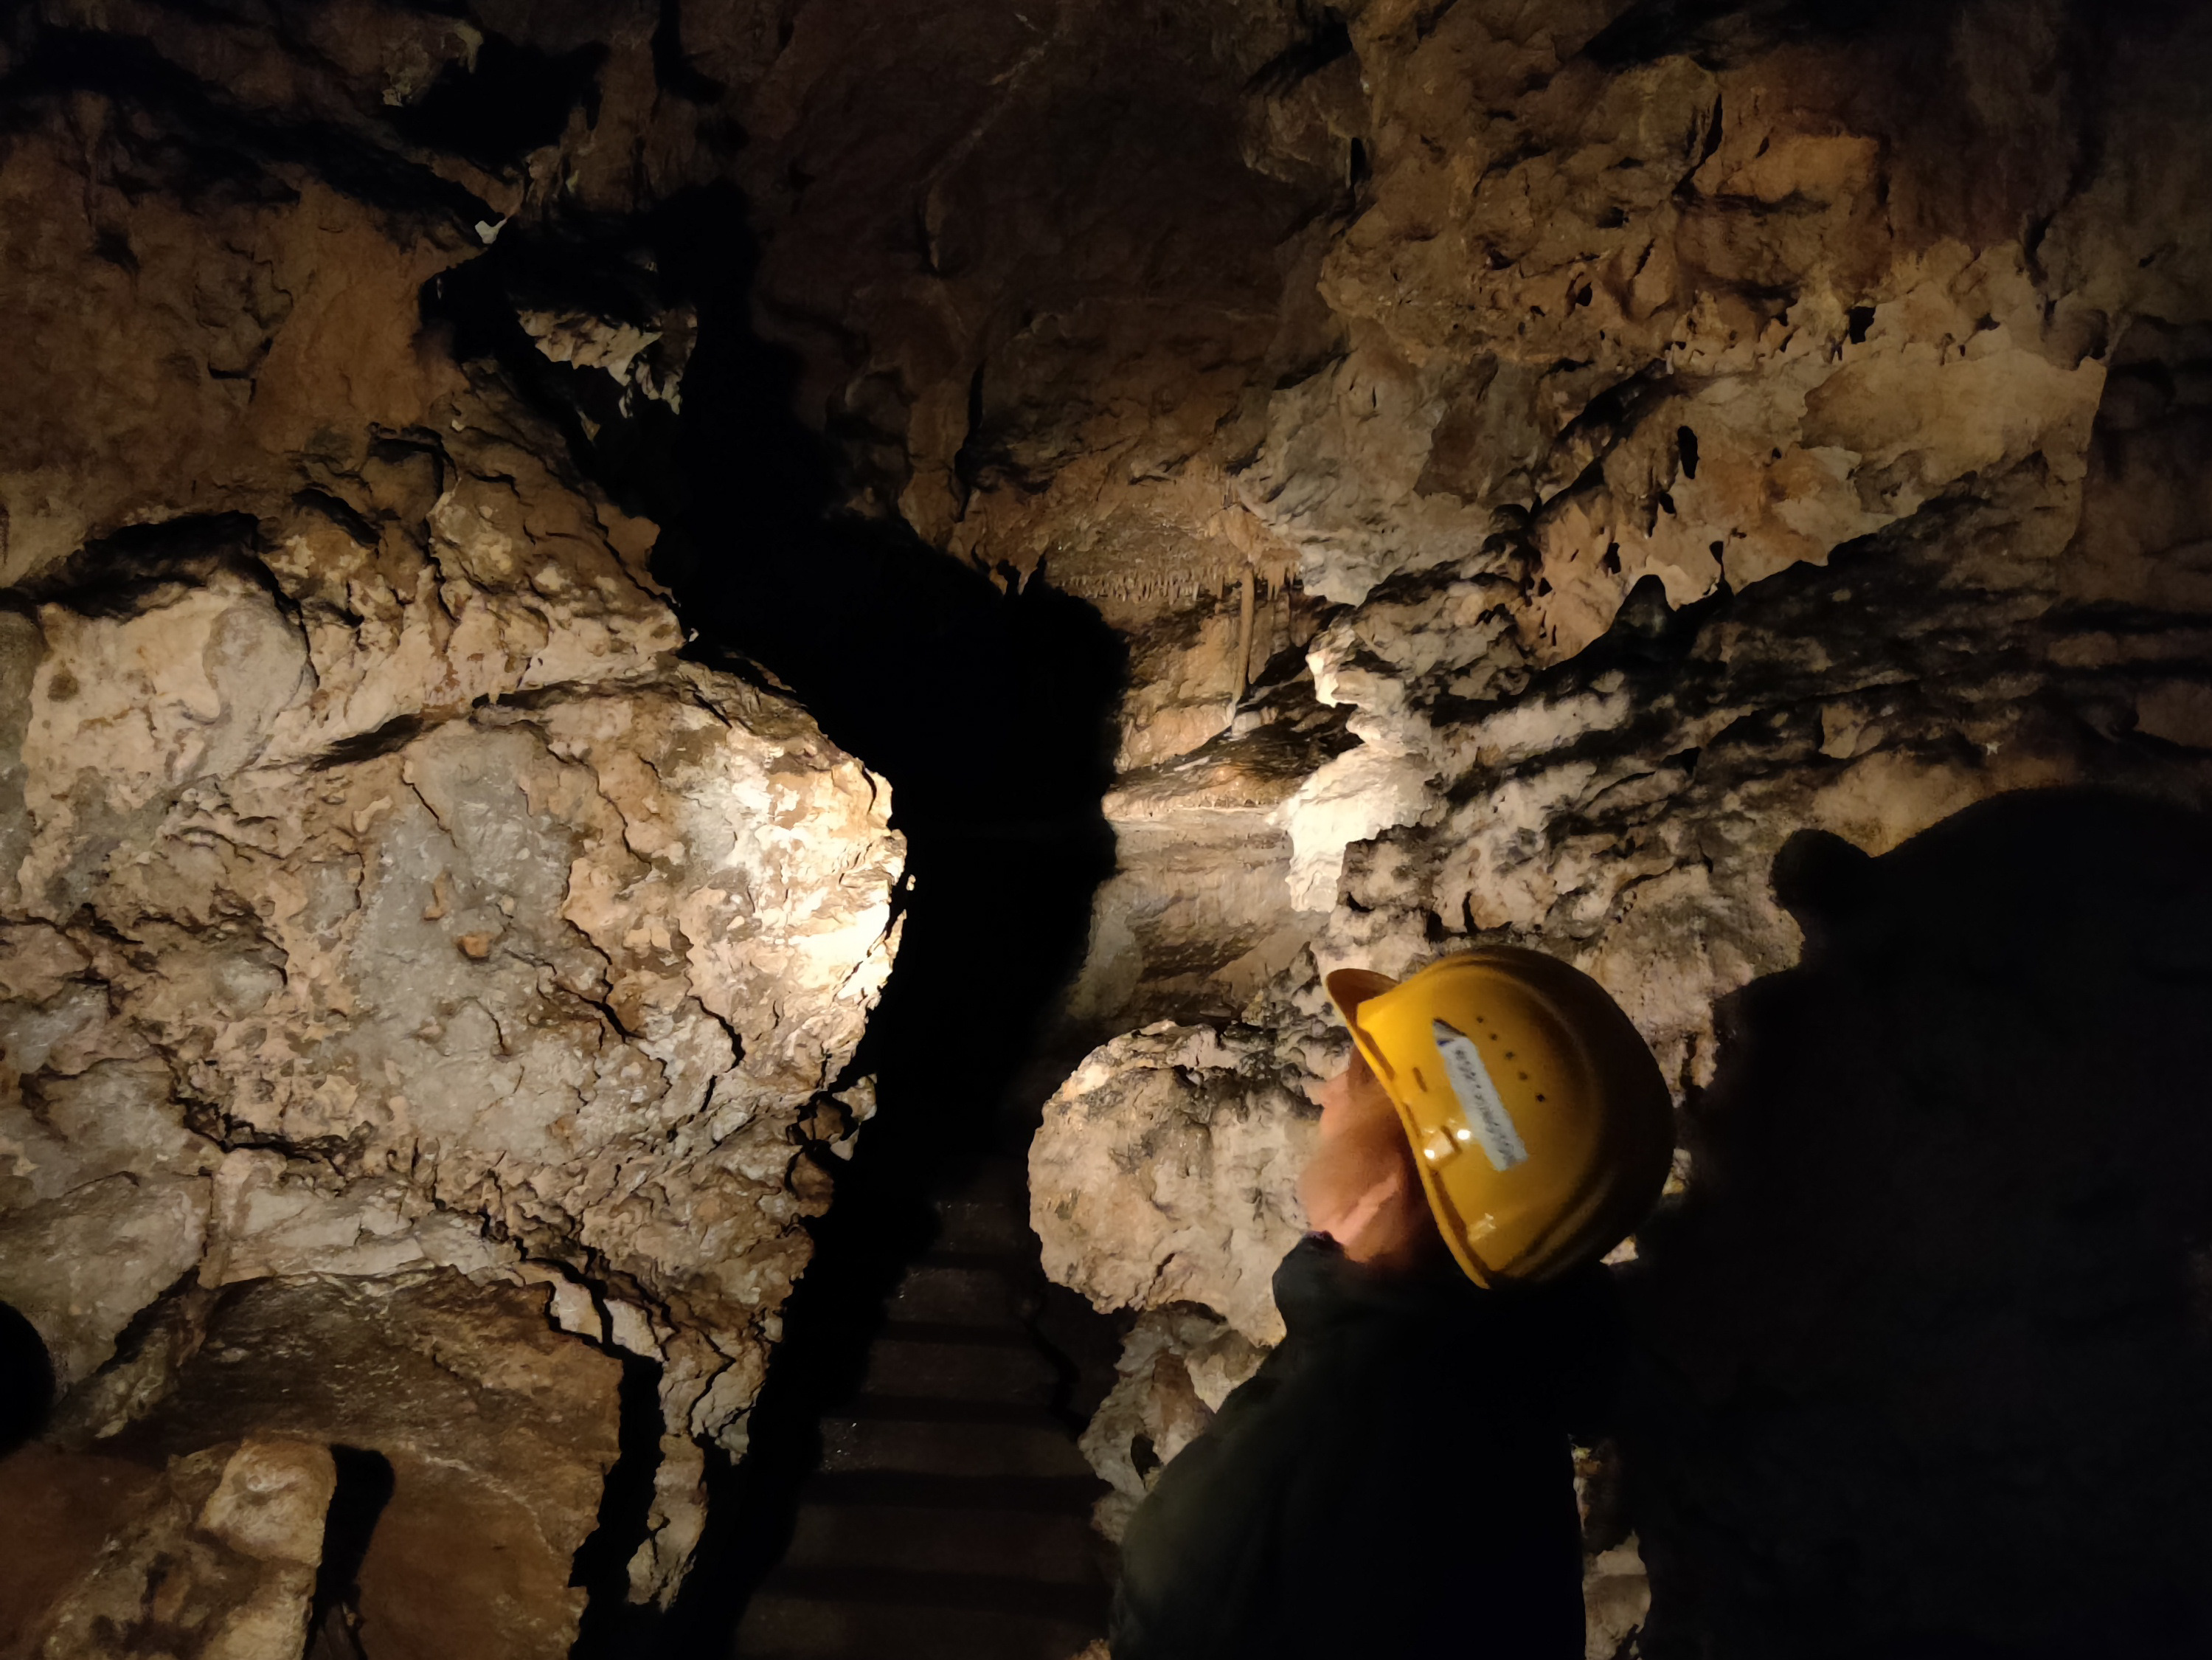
[1032,1022,1321,1347]
[518,305,693,412]
[0,655,901,1601]
[199,1439,337,1566]
[0,1174,211,1387]
[0,77,902,1621]
[1272,741,1438,913]
[1582,1539,1652,1660]
[1080,1307,1267,1542]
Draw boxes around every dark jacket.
[1109,1235,1620,1660]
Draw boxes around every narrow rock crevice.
[307,1445,397,1658]
[568,1353,669,1656]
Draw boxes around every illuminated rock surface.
[0,18,904,1639]
[2,1,2212,1656]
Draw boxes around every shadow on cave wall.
[426,189,1126,1656]
[1623,790,2212,1660]
[0,1301,52,1461]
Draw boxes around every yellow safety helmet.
[1325,947,1674,1287]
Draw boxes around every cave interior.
[1,1,2211,1658]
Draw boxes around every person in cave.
[1109,947,1675,1659]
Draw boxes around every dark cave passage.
[308,1445,397,1658]
[431,191,1129,1659]
[704,1155,1121,1659]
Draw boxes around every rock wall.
[0,17,904,1642]
[23,1435,339,1660]
[983,2,2212,1651]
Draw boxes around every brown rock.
[198,1439,339,1566]
[19,1436,333,1660]
[0,1445,164,1654]
[103,1273,621,1660]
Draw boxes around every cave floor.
[732,1156,1112,1660]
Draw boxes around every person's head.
[1317,947,1676,1287]
[1300,1047,1446,1270]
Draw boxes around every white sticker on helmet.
[1431,1020,1529,1173]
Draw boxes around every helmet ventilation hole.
[1410,1065,1429,1092]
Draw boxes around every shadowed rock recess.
[1,1,2211,1657]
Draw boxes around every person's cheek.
[1311,1070,1350,1131]
[1298,1124,1349,1232]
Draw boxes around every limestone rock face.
[1031,1021,1333,1349]
[950,5,2212,1652]
[0,587,901,1601]
[0,21,904,1633]
[117,1273,625,1660]
[1077,1307,1267,1544]
[1000,24,2212,1192]
[1,1273,629,1660]
[24,1436,335,1660]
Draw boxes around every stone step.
[932,1155,1028,1210]
[734,1577,1105,1660]
[925,1159,1033,1253]
[883,1262,1033,1329]
[797,1470,1108,1512]
[929,1196,1037,1254]
[731,1149,1107,1657]
[780,1501,1106,1583]
[861,1332,1061,1405]
[818,1405,1095,1480]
